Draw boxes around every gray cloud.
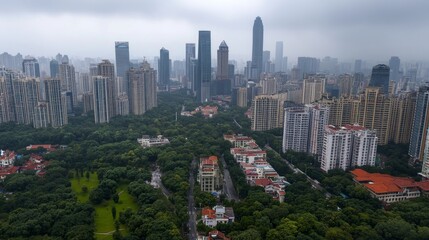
[1,0,428,64]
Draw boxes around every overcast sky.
[1,0,428,64]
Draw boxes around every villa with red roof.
[201,205,235,228]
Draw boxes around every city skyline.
[1,0,428,62]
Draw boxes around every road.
[221,155,240,201]
[265,145,332,198]
[233,118,242,129]
[187,157,198,240]
[150,165,171,197]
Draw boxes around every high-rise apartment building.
[338,74,354,97]
[159,47,170,90]
[389,56,400,82]
[321,124,377,172]
[93,76,111,124]
[308,104,330,158]
[232,87,248,107]
[44,79,67,127]
[260,76,277,95]
[13,78,39,125]
[369,64,390,94]
[251,17,263,80]
[197,31,211,102]
[0,68,17,122]
[358,87,391,145]
[389,92,416,144]
[22,58,40,78]
[185,43,196,90]
[282,105,310,153]
[198,156,222,193]
[97,60,116,116]
[275,41,283,72]
[115,41,130,94]
[409,86,429,161]
[251,93,287,131]
[59,61,77,106]
[127,61,157,115]
[33,102,49,128]
[302,75,326,104]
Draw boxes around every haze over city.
[1,0,429,62]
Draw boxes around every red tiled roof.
[254,178,273,187]
[351,169,423,194]
[202,207,216,219]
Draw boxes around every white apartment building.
[282,106,310,153]
[321,124,377,172]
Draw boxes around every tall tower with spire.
[251,16,264,81]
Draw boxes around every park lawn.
[94,184,139,240]
[70,172,99,203]
[70,173,139,240]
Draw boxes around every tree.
[113,193,119,203]
[112,206,117,219]
[82,185,88,193]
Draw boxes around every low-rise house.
[202,205,235,228]
[137,135,170,148]
[199,230,230,240]
[0,150,16,167]
[25,144,58,152]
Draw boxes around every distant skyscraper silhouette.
[185,43,196,90]
[50,59,59,78]
[297,57,319,80]
[251,16,263,80]
[262,51,270,73]
[354,59,362,73]
[22,58,40,78]
[389,56,400,82]
[159,47,170,90]
[115,41,130,93]
[197,30,211,102]
[275,41,283,72]
[369,64,390,94]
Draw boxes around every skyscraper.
[389,56,400,82]
[251,16,263,80]
[0,68,17,122]
[44,79,67,127]
[275,41,283,72]
[409,86,429,161]
[50,59,59,78]
[197,30,211,102]
[22,58,40,78]
[159,47,170,89]
[297,57,319,80]
[115,41,130,93]
[369,64,390,94]
[93,76,111,124]
[262,51,270,73]
[185,43,196,90]
[214,41,230,95]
